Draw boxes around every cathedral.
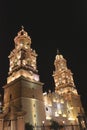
[0,27,86,130]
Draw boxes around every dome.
[14,26,31,45]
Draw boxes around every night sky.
[0,1,87,112]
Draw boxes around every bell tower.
[53,50,75,94]
[2,27,46,129]
[7,26,39,83]
[53,50,84,122]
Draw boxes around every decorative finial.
[21,25,24,30]
[57,49,60,54]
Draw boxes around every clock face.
[33,74,39,81]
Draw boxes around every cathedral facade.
[0,27,85,130]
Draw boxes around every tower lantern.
[14,26,31,48]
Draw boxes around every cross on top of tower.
[57,49,60,55]
[21,25,24,31]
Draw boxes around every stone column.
[11,119,17,130]
[17,116,24,130]
[0,114,4,130]
[0,119,4,130]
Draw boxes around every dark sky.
[0,1,87,112]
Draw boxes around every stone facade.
[0,27,85,130]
